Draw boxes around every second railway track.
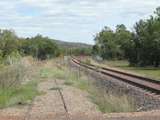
[71,57,160,95]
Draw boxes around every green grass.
[63,70,90,91]
[39,65,90,91]
[0,81,39,108]
[40,67,66,80]
[0,57,40,109]
[101,60,160,80]
[0,64,5,70]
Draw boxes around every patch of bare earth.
[0,106,28,120]
[26,80,66,120]
[56,80,105,120]
[28,79,107,120]
[104,110,160,120]
[0,78,160,120]
[0,79,105,120]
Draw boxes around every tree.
[0,30,19,57]
[92,44,100,55]
[115,24,132,59]
[93,7,160,67]
[0,30,60,60]
[93,25,132,60]
[154,7,160,17]
[20,35,60,60]
[94,26,118,59]
[131,10,160,67]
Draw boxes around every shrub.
[3,51,21,65]
[0,54,27,89]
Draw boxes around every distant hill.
[53,40,92,49]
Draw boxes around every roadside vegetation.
[89,90,135,113]
[0,56,40,108]
[39,58,136,113]
[92,7,160,67]
[0,80,38,108]
[0,26,91,108]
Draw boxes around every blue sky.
[0,0,159,44]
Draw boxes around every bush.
[0,53,27,89]
[3,51,21,65]
[0,81,39,108]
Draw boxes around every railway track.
[71,57,160,95]
[24,79,70,120]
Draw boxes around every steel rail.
[71,57,160,94]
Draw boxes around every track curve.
[71,57,160,95]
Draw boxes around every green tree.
[94,27,118,59]
[93,25,132,60]
[20,35,60,60]
[131,8,160,67]
[93,7,160,67]
[0,30,19,57]
[115,24,132,59]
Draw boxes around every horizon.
[0,0,159,44]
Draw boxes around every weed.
[64,81,73,86]
[89,89,135,113]
[49,87,62,91]
[0,81,39,108]
[40,67,66,80]
[39,59,136,113]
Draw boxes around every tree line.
[0,30,92,62]
[92,7,160,67]
[0,30,60,61]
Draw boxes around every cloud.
[0,0,159,44]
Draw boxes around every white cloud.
[0,0,159,44]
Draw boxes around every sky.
[0,0,160,44]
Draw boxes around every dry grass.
[0,56,41,89]
[65,67,135,113]
[38,57,136,113]
[0,62,27,89]
[89,88,135,113]
[0,56,40,108]
[0,80,39,108]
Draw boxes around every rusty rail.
[71,57,160,94]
